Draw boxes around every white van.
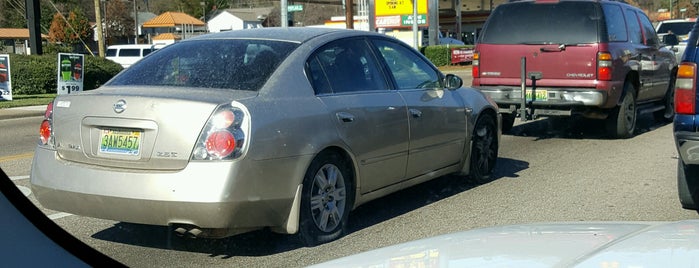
[106,44,163,68]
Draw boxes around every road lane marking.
[48,212,73,220]
[10,175,29,181]
[0,152,34,162]
[17,185,31,197]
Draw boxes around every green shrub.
[422,45,474,67]
[84,56,123,89]
[7,53,122,95]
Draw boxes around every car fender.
[454,87,500,176]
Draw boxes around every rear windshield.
[657,21,695,35]
[107,39,298,91]
[479,1,601,45]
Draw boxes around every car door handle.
[336,112,355,123]
[409,109,422,118]
[465,107,473,115]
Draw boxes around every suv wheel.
[606,83,637,139]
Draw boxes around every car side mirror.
[444,74,463,90]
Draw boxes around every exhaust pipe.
[171,224,204,238]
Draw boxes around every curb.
[0,106,46,120]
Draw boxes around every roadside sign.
[288,5,303,12]
[0,54,11,101]
[401,14,427,26]
[57,53,84,95]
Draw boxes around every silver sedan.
[30,27,500,246]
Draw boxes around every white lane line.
[16,185,32,197]
[48,212,73,220]
[10,175,29,181]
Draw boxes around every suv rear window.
[480,1,601,44]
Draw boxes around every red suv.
[472,0,677,138]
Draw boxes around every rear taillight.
[675,62,697,115]
[39,100,55,147]
[192,102,249,160]
[597,52,612,81]
[472,51,480,78]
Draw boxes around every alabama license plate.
[526,89,548,101]
[99,129,142,156]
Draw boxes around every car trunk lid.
[51,87,257,170]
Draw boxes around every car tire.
[501,113,515,133]
[653,75,675,123]
[606,83,636,139]
[677,160,699,212]
[298,152,353,246]
[469,113,498,183]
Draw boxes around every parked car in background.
[421,30,466,46]
[30,28,500,246]
[673,18,699,214]
[472,0,677,138]
[656,18,696,63]
[105,44,164,68]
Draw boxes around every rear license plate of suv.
[99,129,142,156]
[526,89,548,101]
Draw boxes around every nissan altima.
[30,27,500,246]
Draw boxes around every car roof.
[185,27,381,44]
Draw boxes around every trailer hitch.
[519,57,542,122]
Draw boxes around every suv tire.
[606,83,636,139]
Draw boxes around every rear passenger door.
[625,8,673,101]
[637,10,674,100]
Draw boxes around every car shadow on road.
[507,114,670,140]
[90,157,529,258]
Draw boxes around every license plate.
[99,129,142,156]
[526,89,548,101]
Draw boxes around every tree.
[105,0,135,42]
[65,8,93,45]
[0,0,27,28]
[48,12,68,43]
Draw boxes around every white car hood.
[311,220,699,267]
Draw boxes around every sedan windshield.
[107,39,298,91]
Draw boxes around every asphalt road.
[2,66,698,267]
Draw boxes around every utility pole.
[94,0,105,57]
[133,0,138,44]
[346,0,354,29]
[25,0,42,55]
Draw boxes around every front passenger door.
[371,38,468,179]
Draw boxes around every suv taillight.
[39,100,55,148]
[472,51,479,78]
[191,102,249,161]
[597,52,612,81]
[675,62,697,115]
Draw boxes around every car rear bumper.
[30,147,312,236]
[475,86,607,108]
